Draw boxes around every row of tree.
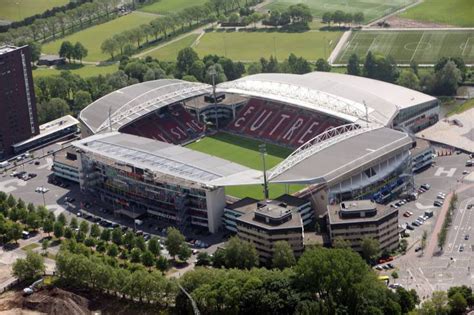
[322,10,365,27]
[263,4,313,27]
[58,41,88,63]
[0,0,128,46]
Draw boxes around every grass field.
[42,12,156,62]
[264,0,416,23]
[139,0,208,15]
[399,0,474,27]
[195,31,342,61]
[186,133,304,199]
[447,99,474,117]
[335,30,474,64]
[33,64,119,78]
[146,34,199,61]
[0,0,68,22]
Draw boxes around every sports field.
[264,0,416,23]
[33,64,119,78]
[399,0,474,27]
[335,30,474,64]
[195,31,342,61]
[42,12,156,62]
[139,0,208,15]
[146,34,199,61]
[0,0,68,22]
[186,133,304,199]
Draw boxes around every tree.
[101,38,118,59]
[347,53,361,76]
[57,213,67,226]
[353,12,364,25]
[434,60,461,96]
[165,227,185,259]
[130,248,142,263]
[100,228,111,242]
[322,12,332,26]
[141,250,155,267]
[399,239,408,253]
[360,237,380,263]
[107,244,119,257]
[449,294,464,315]
[178,244,192,262]
[111,228,123,245]
[42,219,53,236]
[53,222,64,239]
[397,69,420,90]
[9,222,22,244]
[196,252,212,266]
[79,220,89,235]
[332,237,351,249]
[437,229,447,251]
[42,239,49,254]
[90,223,100,238]
[272,240,296,270]
[223,236,259,269]
[156,256,169,272]
[177,47,199,75]
[69,217,78,229]
[73,42,88,63]
[59,41,74,62]
[26,212,40,231]
[333,10,345,26]
[148,237,160,256]
[123,231,135,250]
[12,250,45,281]
[64,226,73,239]
[315,58,331,72]
[37,98,71,124]
[396,287,416,313]
[73,90,92,112]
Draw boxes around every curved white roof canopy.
[79,79,212,134]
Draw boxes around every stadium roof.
[218,72,437,126]
[73,132,263,186]
[268,127,413,185]
[79,79,212,134]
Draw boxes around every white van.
[134,219,143,226]
[0,161,9,168]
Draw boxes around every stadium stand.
[228,98,347,148]
[121,103,204,144]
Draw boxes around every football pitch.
[0,0,68,22]
[399,0,474,27]
[264,0,416,23]
[185,133,304,199]
[335,30,474,64]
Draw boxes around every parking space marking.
[434,167,456,177]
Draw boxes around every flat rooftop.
[225,197,259,213]
[237,210,303,230]
[73,132,262,186]
[417,109,474,153]
[411,138,432,156]
[0,45,17,55]
[340,200,376,212]
[270,127,413,184]
[327,202,397,225]
[53,147,79,169]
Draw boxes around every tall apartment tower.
[0,45,39,159]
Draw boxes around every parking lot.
[374,151,474,299]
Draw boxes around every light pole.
[208,67,218,130]
[259,144,269,200]
[41,186,46,206]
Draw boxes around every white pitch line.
[462,37,471,56]
[367,35,379,53]
[411,32,426,62]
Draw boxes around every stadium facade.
[76,72,438,233]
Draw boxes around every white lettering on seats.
[171,126,186,139]
[234,106,255,128]
[186,120,202,131]
[297,121,319,144]
[250,110,273,131]
[282,118,304,140]
[269,114,290,136]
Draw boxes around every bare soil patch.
[374,16,455,28]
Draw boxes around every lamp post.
[259,144,269,200]
[208,67,218,130]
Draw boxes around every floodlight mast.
[259,144,269,200]
[209,67,218,130]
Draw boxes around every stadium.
[75,72,439,233]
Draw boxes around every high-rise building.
[0,45,39,159]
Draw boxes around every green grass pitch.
[335,30,474,64]
[42,12,156,62]
[0,0,68,22]
[195,31,342,62]
[185,133,305,200]
[146,34,199,61]
[33,64,119,78]
[139,0,208,15]
[399,0,474,27]
[264,0,416,23]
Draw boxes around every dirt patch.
[373,16,455,28]
[22,288,90,315]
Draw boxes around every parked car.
[465,235,469,240]
[406,225,414,231]
[420,183,431,190]
[459,245,465,252]
[387,263,394,269]
[434,200,443,207]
